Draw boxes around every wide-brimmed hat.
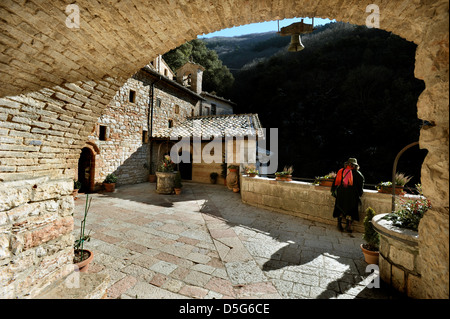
[345,158,359,167]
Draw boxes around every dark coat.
[331,169,364,221]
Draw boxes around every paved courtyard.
[73,182,404,299]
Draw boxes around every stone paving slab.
[73,182,404,300]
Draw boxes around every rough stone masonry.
[0,0,448,298]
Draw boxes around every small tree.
[362,207,380,251]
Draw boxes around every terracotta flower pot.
[233,187,240,193]
[149,174,156,183]
[174,187,181,195]
[74,249,94,273]
[360,244,379,264]
[248,173,257,177]
[103,182,115,192]
[378,186,405,195]
[72,189,79,200]
[226,169,239,191]
[319,180,334,187]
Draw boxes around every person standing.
[331,158,365,232]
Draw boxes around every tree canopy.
[163,39,234,98]
[230,23,426,187]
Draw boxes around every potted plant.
[74,194,94,272]
[103,173,117,192]
[144,162,156,183]
[73,179,81,199]
[210,172,219,184]
[377,172,412,195]
[174,170,182,195]
[360,207,380,264]
[244,165,259,177]
[383,184,432,231]
[275,166,293,181]
[314,172,337,187]
[226,164,240,192]
[156,155,176,194]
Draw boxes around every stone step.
[36,272,110,299]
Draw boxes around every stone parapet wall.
[372,214,423,298]
[0,177,74,298]
[241,176,393,233]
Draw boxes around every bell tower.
[176,61,205,94]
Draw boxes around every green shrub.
[74,179,82,189]
[174,171,182,188]
[362,207,379,251]
[104,173,117,184]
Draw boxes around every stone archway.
[77,142,100,193]
[78,147,94,193]
[0,0,447,299]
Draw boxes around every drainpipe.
[148,75,162,174]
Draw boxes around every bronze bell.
[288,34,304,52]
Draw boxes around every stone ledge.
[36,272,110,299]
[241,176,394,233]
[372,213,419,247]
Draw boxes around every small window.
[175,105,180,114]
[142,130,148,143]
[156,98,161,108]
[129,90,136,103]
[191,109,194,117]
[164,69,168,76]
[211,104,217,115]
[99,125,107,141]
[168,120,173,128]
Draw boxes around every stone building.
[153,113,263,184]
[201,92,235,116]
[81,57,243,191]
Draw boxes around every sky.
[198,17,335,38]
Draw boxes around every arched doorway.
[78,147,95,193]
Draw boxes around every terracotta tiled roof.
[153,114,263,139]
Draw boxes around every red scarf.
[334,166,353,187]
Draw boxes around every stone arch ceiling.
[0,0,448,298]
[0,0,447,97]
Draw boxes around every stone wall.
[201,93,234,115]
[373,214,423,298]
[87,77,150,187]
[241,176,393,233]
[0,77,123,183]
[86,70,202,187]
[0,177,74,298]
